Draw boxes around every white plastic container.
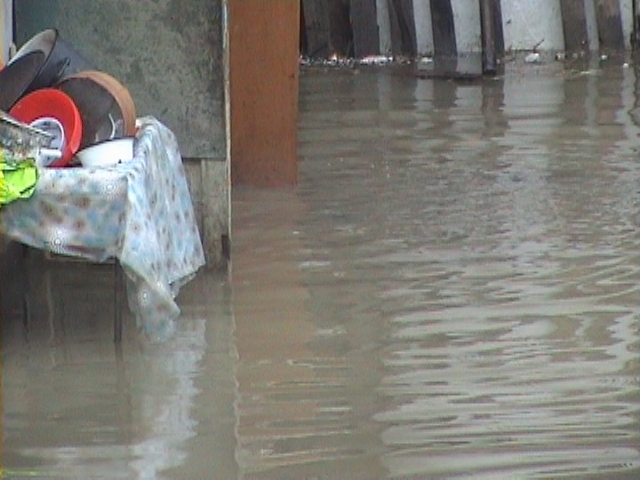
[76,137,134,168]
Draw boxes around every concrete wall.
[0,0,10,64]
[381,0,636,55]
[14,0,230,268]
[14,0,226,160]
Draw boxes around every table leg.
[114,260,124,342]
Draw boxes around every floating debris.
[525,52,541,63]
[358,55,393,66]
[300,54,403,69]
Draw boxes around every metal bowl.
[0,111,55,162]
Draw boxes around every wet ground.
[2,55,640,479]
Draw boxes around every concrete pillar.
[307,0,635,56]
[620,0,635,50]
[560,0,590,52]
[450,0,482,53]
[595,0,625,50]
[430,0,457,56]
[635,0,640,45]
[480,0,499,73]
[350,0,380,57]
[376,0,393,55]
[413,1,434,56]
[302,0,331,57]
[584,0,601,51]
[388,0,418,57]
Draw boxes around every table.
[0,117,206,340]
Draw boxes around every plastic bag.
[0,156,38,207]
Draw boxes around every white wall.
[377,0,393,55]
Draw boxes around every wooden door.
[229,0,300,186]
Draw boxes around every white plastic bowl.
[76,137,134,168]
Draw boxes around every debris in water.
[359,55,392,66]
[525,52,541,63]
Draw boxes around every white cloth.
[0,117,206,338]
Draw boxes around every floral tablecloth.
[0,117,206,339]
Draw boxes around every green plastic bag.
[0,157,38,208]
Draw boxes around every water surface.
[2,56,640,479]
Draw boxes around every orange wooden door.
[229,0,300,187]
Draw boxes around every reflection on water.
[3,56,640,478]
[233,57,640,478]
[1,252,236,479]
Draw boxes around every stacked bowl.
[0,29,136,168]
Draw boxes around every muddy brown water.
[2,56,640,479]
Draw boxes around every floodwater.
[2,55,640,479]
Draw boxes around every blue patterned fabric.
[1,117,206,339]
